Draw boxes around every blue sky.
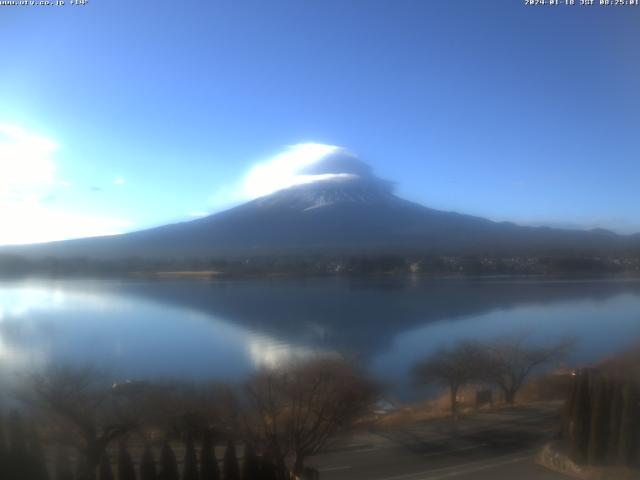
[1,0,639,244]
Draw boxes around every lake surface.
[1,276,639,400]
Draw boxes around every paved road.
[307,403,570,480]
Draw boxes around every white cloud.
[0,124,57,200]
[242,143,343,199]
[204,143,358,212]
[188,211,209,218]
[0,123,132,245]
[114,177,125,186]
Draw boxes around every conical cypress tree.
[223,440,240,480]
[54,446,74,480]
[607,379,624,465]
[28,427,50,480]
[98,453,114,480]
[569,369,592,464]
[258,457,278,480]
[139,446,157,480]
[8,412,27,454]
[158,442,179,480]
[562,372,579,438]
[0,415,8,480]
[117,445,137,480]
[75,453,92,480]
[587,372,611,465]
[183,436,199,480]
[8,411,30,479]
[199,432,220,480]
[617,383,640,467]
[241,446,260,480]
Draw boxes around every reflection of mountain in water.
[115,277,640,357]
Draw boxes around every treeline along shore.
[1,253,640,278]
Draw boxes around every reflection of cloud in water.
[0,286,67,318]
[0,323,49,389]
[0,336,47,366]
[0,316,56,346]
[1,281,298,386]
[0,282,116,319]
[247,334,333,369]
[0,293,57,373]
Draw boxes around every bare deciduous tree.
[239,357,378,478]
[479,334,573,404]
[21,366,141,480]
[413,341,485,418]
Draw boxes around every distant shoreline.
[3,269,640,283]
[129,270,227,279]
[1,252,640,280]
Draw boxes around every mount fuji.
[4,151,639,259]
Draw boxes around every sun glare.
[0,123,132,245]
[0,124,57,195]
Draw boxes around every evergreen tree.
[568,369,592,464]
[257,457,278,480]
[199,432,220,480]
[617,383,640,467]
[223,440,240,480]
[562,371,579,438]
[54,446,74,480]
[241,446,260,480]
[8,411,30,480]
[607,379,624,465]
[0,415,8,480]
[28,427,51,480]
[139,446,157,480]
[587,372,610,465]
[183,436,199,480]
[158,442,179,480]
[117,445,137,480]
[75,453,93,480]
[98,453,114,480]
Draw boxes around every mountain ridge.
[2,173,638,260]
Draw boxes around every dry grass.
[371,385,496,427]
[370,373,573,428]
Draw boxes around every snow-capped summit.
[254,176,397,212]
[246,149,398,211]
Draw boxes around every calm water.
[1,276,639,400]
